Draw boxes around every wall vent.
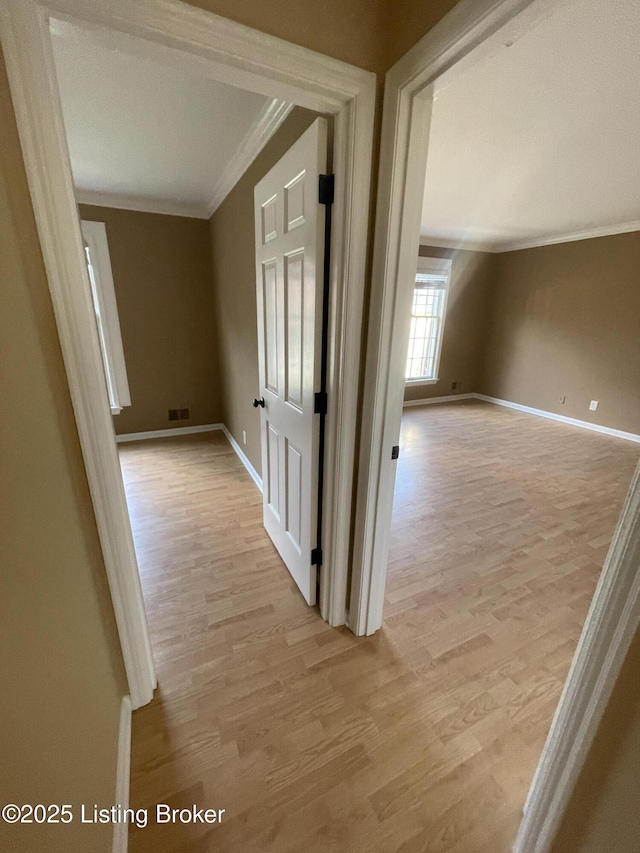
[168,408,191,421]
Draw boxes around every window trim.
[80,220,131,414]
[404,255,452,386]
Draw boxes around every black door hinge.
[314,391,328,415]
[311,547,323,566]
[391,445,400,460]
[318,174,335,206]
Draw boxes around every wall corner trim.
[206,99,293,217]
[221,426,263,493]
[114,422,263,492]
[112,696,132,853]
[475,394,640,444]
[403,393,475,407]
[514,460,640,853]
[115,424,224,443]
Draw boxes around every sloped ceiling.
[50,19,291,218]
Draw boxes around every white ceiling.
[50,20,291,219]
[421,0,640,252]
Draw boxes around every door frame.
[350,0,569,635]
[0,0,375,709]
[350,0,640,850]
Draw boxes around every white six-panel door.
[254,118,328,605]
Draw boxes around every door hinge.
[311,547,323,566]
[391,445,400,460]
[314,391,328,415]
[318,174,335,206]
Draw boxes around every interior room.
[4,0,640,852]
[385,0,640,843]
[50,17,321,460]
[49,19,340,849]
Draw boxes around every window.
[80,220,131,414]
[405,256,452,383]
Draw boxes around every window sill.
[405,378,439,387]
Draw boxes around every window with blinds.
[405,260,451,382]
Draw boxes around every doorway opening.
[354,0,640,848]
[49,13,337,690]
[2,0,375,710]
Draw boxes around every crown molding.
[419,235,495,252]
[74,99,293,221]
[206,98,293,217]
[495,220,640,253]
[420,220,640,255]
[75,189,209,219]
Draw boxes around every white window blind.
[405,260,451,382]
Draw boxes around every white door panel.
[254,118,328,605]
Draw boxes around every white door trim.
[350,0,640,849]
[515,461,640,852]
[350,0,557,637]
[112,695,132,853]
[0,0,375,707]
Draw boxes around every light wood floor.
[123,402,638,852]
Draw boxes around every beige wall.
[480,233,640,435]
[0,51,127,853]
[383,0,461,69]
[184,0,387,73]
[184,0,462,75]
[209,107,321,475]
[404,245,495,403]
[79,205,221,435]
[551,625,640,852]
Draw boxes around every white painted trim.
[81,219,131,410]
[0,0,157,710]
[408,254,452,384]
[514,460,640,853]
[402,393,640,442]
[496,219,640,253]
[222,426,263,492]
[403,393,474,407]
[115,423,224,443]
[114,421,264,490]
[0,0,374,676]
[77,102,293,221]
[405,378,439,386]
[475,394,640,444]
[351,0,552,638]
[112,696,132,853]
[76,188,209,219]
[421,220,640,254]
[420,235,495,252]
[205,99,293,216]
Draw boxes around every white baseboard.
[112,696,132,853]
[403,393,475,407]
[403,392,640,444]
[114,421,263,490]
[222,426,263,492]
[475,394,640,444]
[115,423,223,443]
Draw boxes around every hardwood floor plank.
[124,403,638,852]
